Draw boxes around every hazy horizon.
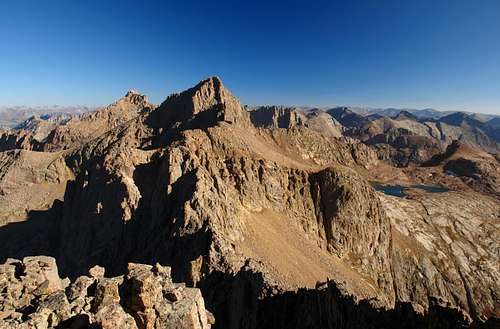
[1,98,498,118]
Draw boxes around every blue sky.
[1,0,499,114]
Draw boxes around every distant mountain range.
[327,107,499,166]
[3,104,498,130]
[247,105,499,167]
[0,105,96,129]
[3,103,499,165]
[339,107,499,122]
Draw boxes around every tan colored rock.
[95,303,138,329]
[37,290,71,326]
[0,129,40,152]
[0,257,213,329]
[67,275,94,301]
[92,277,122,312]
[88,265,105,279]
[250,106,343,138]
[22,256,62,296]
[124,263,161,329]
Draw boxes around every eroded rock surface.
[0,256,213,329]
[250,106,343,138]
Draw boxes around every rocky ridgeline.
[249,106,344,139]
[0,256,214,329]
[0,129,41,152]
[329,107,499,167]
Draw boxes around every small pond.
[371,183,450,198]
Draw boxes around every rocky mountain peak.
[125,89,140,97]
[249,106,344,138]
[327,107,367,128]
[121,90,150,107]
[438,111,481,127]
[150,76,251,129]
[329,106,352,116]
[393,110,418,121]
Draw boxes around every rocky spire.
[150,76,251,129]
[121,90,150,107]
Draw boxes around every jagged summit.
[121,89,150,106]
[125,89,141,96]
[249,105,343,138]
[150,76,251,129]
[249,106,303,129]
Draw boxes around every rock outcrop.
[0,150,72,224]
[249,106,343,138]
[382,191,500,320]
[0,256,213,329]
[0,130,40,152]
[148,77,251,132]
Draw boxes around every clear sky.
[1,0,499,114]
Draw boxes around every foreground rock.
[0,256,213,329]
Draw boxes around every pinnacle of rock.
[122,89,150,106]
[125,89,141,97]
[151,76,251,129]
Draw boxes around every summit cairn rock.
[88,265,105,279]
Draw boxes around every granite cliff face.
[0,77,498,328]
[250,106,343,138]
[384,191,499,320]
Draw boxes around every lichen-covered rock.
[94,303,138,329]
[0,256,213,329]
